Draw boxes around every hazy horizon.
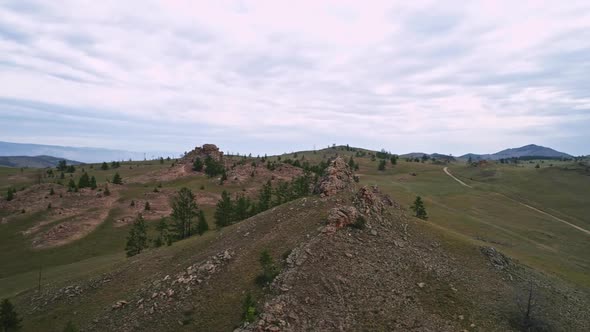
[1,1,589,156]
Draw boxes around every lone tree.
[112,172,123,185]
[214,190,234,228]
[125,214,148,257]
[6,188,15,201]
[192,157,204,172]
[77,172,90,189]
[100,162,109,170]
[0,298,22,332]
[196,210,209,235]
[410,196,428,220]
[256,249,279,286]
[90,176,97,189]
[378,159,387,171]
[171,187,198,239]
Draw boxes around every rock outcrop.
[325,206,360,234]
[182,144,223,163]
[354,185,396,215]
[314,157,354,197]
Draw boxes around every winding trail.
[442,167,590,236]
[443,167,472,188]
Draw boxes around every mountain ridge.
[0,155,82,168]
[0,141,177,163]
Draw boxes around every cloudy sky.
[1,0,589,156]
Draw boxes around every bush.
[256,250,279,286]
[350,215,366,229]
[0,299,22,331]
[242,293,257,323]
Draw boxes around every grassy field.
[1,148,589,302]
[355,157,590,288]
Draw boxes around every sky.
[0,0,589,156]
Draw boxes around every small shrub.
[242,293,257,323]
[350,215,366,229]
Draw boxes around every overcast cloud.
[1,0,589,156]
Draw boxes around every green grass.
[357,158,590,287]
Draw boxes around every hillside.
[0,155,82,168]
[0,144,589,331]
[0,141,176,163]
[461,144,572,160]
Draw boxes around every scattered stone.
[417,282,426,288]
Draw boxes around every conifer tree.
[144,201,151,211]
[196,210,209,235]
[410,196,428,220]
[49,187,55,196]
[154,218,170,247]
[6,188,14,201]
[77,172,90,189]
[192,157,204,172]
[256,181,273,213]
[67,179,76,192]
[90,176,97,189]
[112,172,123,185]
[57,160,67,172]
[101,162,109,170]
[234,194,251,221]
[348,156,355,169]
[214,190,234,228]
[125,214,148,257]
[104,185,111,196]
[171,187,198,239]
[0,298,22,332]
[378,159,387,171]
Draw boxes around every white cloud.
[0,0,589,155]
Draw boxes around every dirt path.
[443,167,590,236]
[443,167,472,188]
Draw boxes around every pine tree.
[378,159,387,171]
[67,179,77,192]
[273,181,291,206]
[348,156,355,169]
[154,218,170,247]
[104,185,111,196]
[204,156,224,177]
[256,181,273,213]
[192,157,204,172]
[77,172,90,189]
[256,250,279,286]
[112,172,123,185]
[410,196,428,220]
[60,172,65,180]
[57,160,67,172]
[144,201,151,211]
[234,194,251,221]
[101,162,109,170]
[171,187,198,239]
[90,176,97,189]
[66,165,76,173]
[242,293,257,323]
[390,155,398,165]
[214,190,234,228]
[125,214,148,257]
[0,298,22,332]
[196,210,209,235]
[6,188,14,201]
[49,187,55,196]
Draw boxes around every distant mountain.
[0,141,177,163]
[0,155,82,168]
[460,144,572,160]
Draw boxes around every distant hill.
[0,141,177,163]
[0,155,82,168]
[460,144,572,160]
